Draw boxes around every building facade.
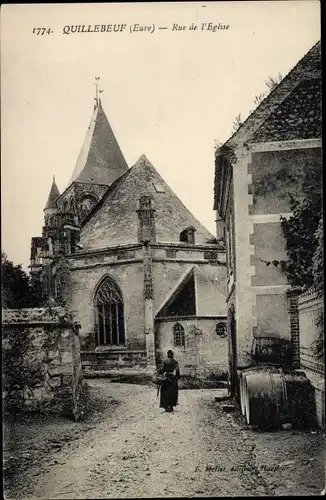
[30,96,228,375]
[213,41,322,392]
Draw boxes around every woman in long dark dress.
[158,350,180,412]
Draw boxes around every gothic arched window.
[173,323,185,348]
[94,276,125,346]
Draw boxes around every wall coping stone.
[2,306,77,327]
[298,288,324,306]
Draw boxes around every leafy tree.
[1,251,42,308]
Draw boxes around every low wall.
[298,290,324,428]
[2,307,85,420]
[298,289,324,373]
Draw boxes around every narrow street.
[4,379,325,499]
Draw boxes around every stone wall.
[155,317,228,376]
[69,260,145,351]
[224,145,322,370]
[298,289,324,371]
[2,307,85,420]
[249,148,322,216]
[69,246,227,354]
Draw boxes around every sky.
[1,1,321,270]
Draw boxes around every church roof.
[82,154,220,248]
[219,41,321,151]
[68,99,128,187]
[44,176,60,210]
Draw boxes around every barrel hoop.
[282,375,288,415]
[269,372,277,414]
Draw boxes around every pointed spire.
[68,85,128,187]
[93,76,104,109]
[44,176,60,211]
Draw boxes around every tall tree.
[1,251,42,308]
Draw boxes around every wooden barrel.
[243,370,287,428]
[284,372,316,428]
[239,365,280,419]
[240,375,246,416]
[243,369,315,429]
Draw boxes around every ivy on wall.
[261,162,322,291]
[254,167,299,197]
[260,162,323,359]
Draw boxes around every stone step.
[83,368,153,378]
[81,349,147,368]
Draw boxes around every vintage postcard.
[1,1,323,499]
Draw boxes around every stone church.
[30,94,227,375]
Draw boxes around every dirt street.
[4,379,325,498]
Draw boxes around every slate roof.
[214,41,321,211]
[220,41,321,150]
[68,99,128,187]
[250,78,322,142]
[82,154,219,249]
[44,177,60,210]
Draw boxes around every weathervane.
[93,76,104,107]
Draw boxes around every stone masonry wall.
[249,148,322,216]
[69,262,145,351]
[2,307,85,421]
[155,318,228,376]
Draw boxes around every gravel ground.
[4,379,325,499]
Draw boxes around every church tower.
[55,78,128,225]
[30,78,129,302]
